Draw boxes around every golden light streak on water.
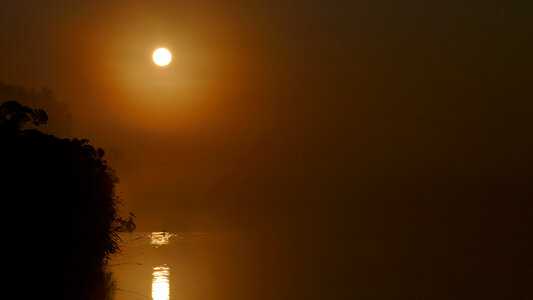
[150,231,174,247]
[152,266,170,300]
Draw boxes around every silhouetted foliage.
[0,100,48,130]
[115,212,137,233]
[0,100,132,300]
[0,81,72,136]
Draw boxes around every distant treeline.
[1,99,133,300]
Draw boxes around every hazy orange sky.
[2,1,533,297]
[1,0,531,235]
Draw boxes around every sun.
[153,48,172,67]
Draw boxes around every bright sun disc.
[153,48,172,66]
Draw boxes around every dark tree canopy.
[0,100,130,300]
[0,100,48,129]
[0,81,72,136]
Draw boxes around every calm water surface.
[110,232,278,300]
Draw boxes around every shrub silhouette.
[1,101,129,299]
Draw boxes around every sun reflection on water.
[152,265,170,300]
[150,231,175,247]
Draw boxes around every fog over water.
[2,0,532,298]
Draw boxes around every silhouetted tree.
[0,100,48,130]
[0,100,133,300]
[0,81,72,136]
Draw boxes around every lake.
[109,231,285,300]
[107,228,507,299]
